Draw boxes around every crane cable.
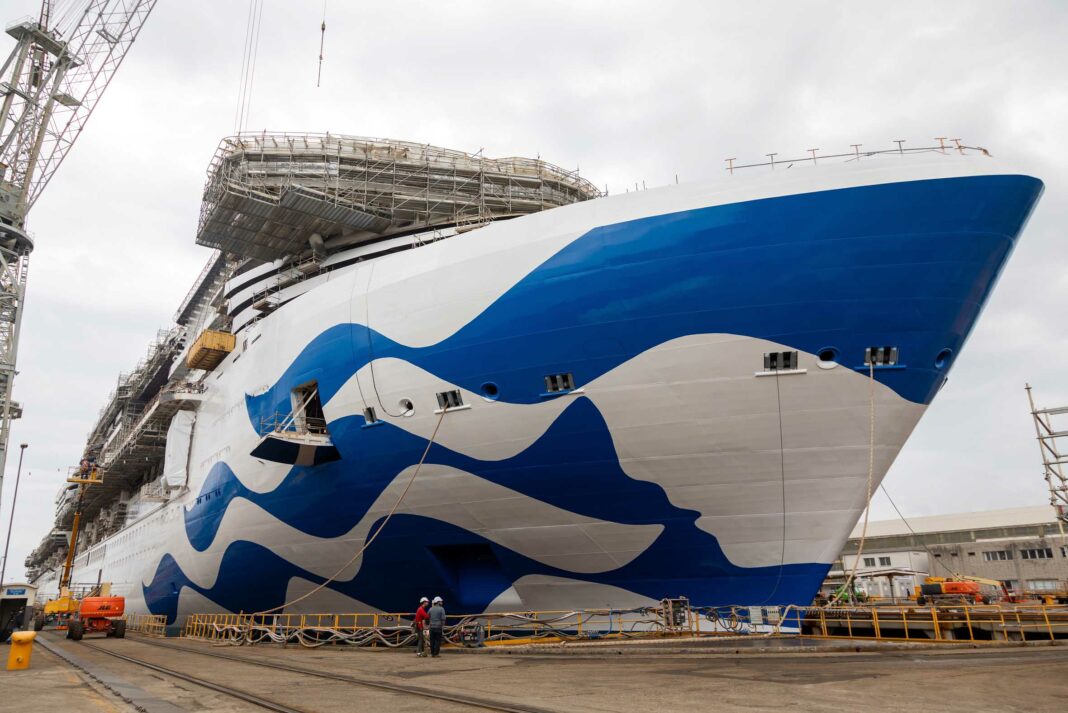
[879,482,959,578]
[234,0,264,133]
[829,362,877,605]
[246,406,449,624]
[317,1,326,87]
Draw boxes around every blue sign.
[4,588,26,596]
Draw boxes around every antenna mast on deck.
[1026,384,1068,530]
[0,0,157,517]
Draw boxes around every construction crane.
[0,0,157,519]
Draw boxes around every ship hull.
[38,157,1043,623]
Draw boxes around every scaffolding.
[1026,384,1068,529]
[25,243,238,578]
[197,133,603,261]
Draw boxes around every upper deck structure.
[196,133,603,261]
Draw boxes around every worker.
[428,596,446,658]
[413,596,430,656]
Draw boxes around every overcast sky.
[1,0,1067,582]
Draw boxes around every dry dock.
[4,631,1067,713]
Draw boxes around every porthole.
[934,348,953,370]
[480,382,500,401]
[398,398,415,416]
[817,347,838,363]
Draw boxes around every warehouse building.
[824,506,1068,599]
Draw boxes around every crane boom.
[0,1,158,554]
[0,0,158,216]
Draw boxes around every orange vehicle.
[915,576,1012,606]
[67,596,126,641]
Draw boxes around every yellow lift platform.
[36,462,105,629]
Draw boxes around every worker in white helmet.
[413,596,430,656]
[428,596,446,657]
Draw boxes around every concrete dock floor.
[2,633,1065,712]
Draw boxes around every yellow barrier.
[124,613,167,637]
[182,606,700,648]
[781,604,1068,643]
[180,603,1068,648]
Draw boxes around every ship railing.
[258,411,329,437]
[725,142,990,174]
[182,602,1068,648]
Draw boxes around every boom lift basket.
[186,329,235,370]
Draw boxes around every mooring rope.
[829,361,876,605]
[246,406,449,626]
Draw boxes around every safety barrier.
[183,601,711,648]
[181,602,1068,648]
[124,613,167,637]
[783,604,1068,643]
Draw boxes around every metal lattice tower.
[0,0,157,517]
[1025,384,1068,528]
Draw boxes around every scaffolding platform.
[196,133,603,261]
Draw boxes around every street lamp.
[0,443,27,587]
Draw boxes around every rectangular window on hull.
[544,373,575,393]
[864,346,899,366]
[863,557,875,567]
[436,390,463,410]
[1020,548,1054,560]
[878,556,891,566]
[983,550,1013,561]
[363,407,378,424]
[763,352,798,371]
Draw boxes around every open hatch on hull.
[251,381,340,466]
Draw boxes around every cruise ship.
[25,135,1043,625]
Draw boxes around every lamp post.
[0,443,27,587]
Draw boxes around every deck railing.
[725,142,990,174]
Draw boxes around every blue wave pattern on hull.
[190,399,677,552]
[145,175,1042,621]
[246,174,1043,427]
[149,401,828,621]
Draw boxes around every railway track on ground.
[72,640,307,712]
[46,633,556,713]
